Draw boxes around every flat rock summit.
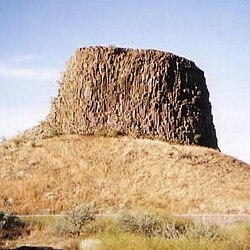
[36,46,218,148]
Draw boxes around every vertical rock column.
[40,46,218,149]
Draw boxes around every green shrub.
[194,134,201,143]
[197,90,202,97]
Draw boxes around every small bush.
[119,212,161,237]
[108,44,116,54]
[108,129,124,138]
[9,134,29,148]
[194,133,201,143]
[197,90,202,97]
[48,127,59,137]
[95,128,124,138]
[55,203,96,236]
[95,128,109,137]
[185,224,225,241]
[171,217,194,234]
[118,212,194,239]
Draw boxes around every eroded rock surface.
[37,46,218,148]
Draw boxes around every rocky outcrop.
[37,46,218,148]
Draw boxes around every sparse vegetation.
[55,203,96,236]
[108,44,116,54]
[95,127,109,137]
[1,209,249,249]
[197,90,202,97]
[0,134,249,248]
[184,224,225,241]
[97,213,249,249]
[194,133,202,143]
[95,127,124,138]
[48,127,59,137]
[118,211,195,238]
[119,211,162,237]
[0,135,249,215]
[98,230,246,250]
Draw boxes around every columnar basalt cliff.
[38,46,218,148]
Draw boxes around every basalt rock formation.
[37,46,218,148]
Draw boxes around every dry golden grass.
[0,134,249,215]
[4,218,249,250]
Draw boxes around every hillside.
[0,134,249,215]
[0,47,248,218]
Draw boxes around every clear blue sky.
[0,0,249,163]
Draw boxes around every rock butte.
[36,46,218,148]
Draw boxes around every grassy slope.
[0,134,249,215]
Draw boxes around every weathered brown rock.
[37,46,218,148]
